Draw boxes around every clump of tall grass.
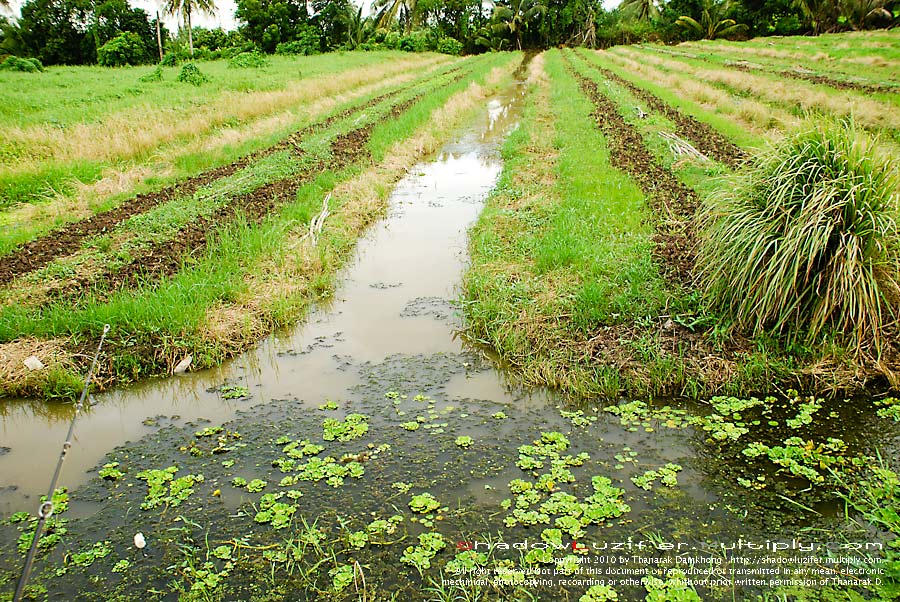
[698,119,900,352]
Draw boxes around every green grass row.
[464,49,675,397]
[0,57,460,256]
[0,64,469,304]
[1,52,518,398]
[0,52,452,210]
[593,49,765,151]
[570,49,731,198]
[0,52,398,129]
[464,50,835,398]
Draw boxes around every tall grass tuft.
[698,119,900,352]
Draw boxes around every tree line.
[0,0,897,67]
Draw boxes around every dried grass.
[0,337,74,393]
[0,55,448,177]
[604,49,793,137]
[621,47,900,132]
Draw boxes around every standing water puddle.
[2,79,899,601]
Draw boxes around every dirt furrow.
[42,81,450,301]
[0,66,465,288]
[562,53,698,286]
[574,52,748,168]
[646,46,899,95]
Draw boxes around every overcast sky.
[2,0,622,33]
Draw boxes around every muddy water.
[2,80,899,601]
[0,91,522,512]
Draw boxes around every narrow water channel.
[2,77,898,601]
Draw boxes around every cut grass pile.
[0,52,520,398]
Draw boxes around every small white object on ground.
[23,356,45,371]
[134,532,146,549]
[173,355,192,374]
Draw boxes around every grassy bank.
[0,53,520,399]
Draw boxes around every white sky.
[2,0,622,33]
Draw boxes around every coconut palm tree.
[676,0,747,39]
[164,0,216,56]
[373,0,418,33]
[492,0,546,50]
[619,0,659,21]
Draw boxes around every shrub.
[399,31,429,52]
[228,50,269,68]
[138,65,163,82]
[382,31,401,50]
[275,28,321,55]
[98,32,148,67]
[0,56,44,72]
[436,37,464,56]
[160,52,180,66]
[698,120,900,351]
[175,62,209,86]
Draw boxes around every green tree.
[235,0,308,52]
[491,0,547,50]
[792,0,839,33]
[97,30,147,65]
[676,0,747,38]
[17,0,93,64]
[538,0,603,47]
[839,0,892,29]
[92,0,157,58]
[311,0,354,49]
[164,0,216,55]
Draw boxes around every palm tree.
[619,0,659,21]
[492,0,547,51]
[373,0,418,33]
[344,3,373,49]
[164,0,216,56]
[676,0,747,39]
[792,0,839,34]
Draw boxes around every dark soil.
[571,51,748,168]
[51,97,422,301]
[563,53,698,287]
[726,59,898,96]
[0,65,464,288]
[649,47,898,96]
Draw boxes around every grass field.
[0,33,898,602]
[0,51,520,397]
[463,30,900,399]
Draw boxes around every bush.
[98,32,148,67]
[160,52,180,66]
[382,31,401,50]
[175,62,209,86]
[275,29,321,56]
[399,31,429,52]
[138,65,163,82]
[698,120,900,351]
[0,56,44,72]
[228,50,269,68]
[436,37,463,56]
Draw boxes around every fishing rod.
[13,324,110,602]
